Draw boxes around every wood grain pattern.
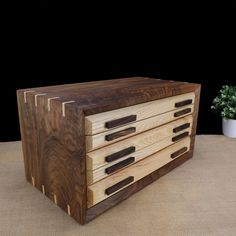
[17,77,201,225]
[189,85,201,155]
[87,127,192,185]
[87,137,191,207]
[86,105,194,151]
[86,145,194,223]
[17,92,35,183]
[20,77,199,117]
[87,115,193,171]
[17,91,87,224]
[85,92,195,135]
[86,82,201,223]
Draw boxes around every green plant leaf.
[211,85,236,119]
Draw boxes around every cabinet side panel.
[17,91,37,183]
[190,85,201,151]
[17,91,87,224]
[37,96,87,224]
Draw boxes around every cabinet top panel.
[17,77,200,115]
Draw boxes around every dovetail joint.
[23,90,35,103]
[34,93,47,107]
[47,97,60,111]
[62,101,75,117]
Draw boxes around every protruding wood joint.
[47,97,60,111]
[23,90,35,103]
[42,185,45,195]
[54,194,57,205]
[62,101,75,117]
[67,205,71,215]
[34,93,47,107]
[31,176,35,186]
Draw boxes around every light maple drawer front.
[85,104,194,151]
[87,125,192,185]
[85,92,195,135]
[87,137,191,207]
[87,115,193,171]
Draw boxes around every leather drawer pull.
[105,157,135,174]
[173,123,190,133]
[174,108,192,117]
[175,99,193,108]
[105,146,136,163]
[105,115,137,129]
[105,176,134,195]
[171,147,188,159]
[172,131,189,142]
[105,127,136,141]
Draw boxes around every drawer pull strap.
[105,127,136,141]
[172,131,189,142]
[175,99,193,108]
[105,146,136,162]
[174,108,192,117]
[173,123,190,133]
[105,157,135,174]
[105,176,134,195]
[171,147,188,159]
[105,115,137,129]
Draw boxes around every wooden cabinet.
[17,77,200,224]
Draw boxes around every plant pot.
[222,118,236,138]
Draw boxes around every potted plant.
[211,85,236,138]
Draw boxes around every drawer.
[87,126,192,184]
[87,115,193,179]
[85,92,195,135]
[87,137,191,207]
[86,104,194,151]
